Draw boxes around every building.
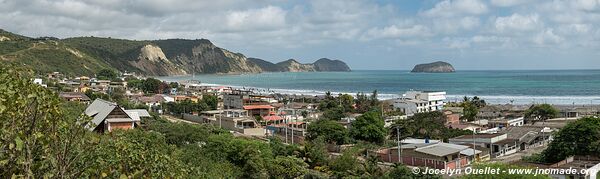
[84,99,140,133]
[449,133,519,158]
[243,104,274,116]
[548,156,600,179]
[59,92,91,103]
[393,91,446,115]
[501,126,552,151]
[375,142,478,169]
[195,109,264,136]
[487,117,524,128]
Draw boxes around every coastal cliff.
[0,29,350,76]
[247,58,351,72]
[411,61,455,73]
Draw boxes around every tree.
[339,93,354,113]
[384,164,442,179]
[267,156,309,178]
[524,104,559,124]
[538,117,600,163]
[203,94,218,110]
[460,96,479,121]
[83,129,184,178]
[321,107,345,120]
[306,119,349,145]
[350,111,386,144]
[96,69,118,80]
[304,137,329,169]
[329,148,362,178]
[0,66,65,177]
[141,78,162,94]
[392,111,472,141]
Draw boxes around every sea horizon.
[156,69,600,105]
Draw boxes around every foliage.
[84,90,109,101]
[392,111,472,141]
[83,129,184,178]
[321,107,346,120]
[141,78,163,94]
[460,163,550,179]
[329,148,362,178]
[148,122,225,146]
[96,69,118,80]
[0,66,64,177]
[267,156,309,178]
[304,137,330,169]
[164,99,210,115]
[537,117,600,163]
[460,96,483,121]
[384,164,442,179]
[203,94,218,110]
[355,90,381,113]
[350,111,387,144]
[524,104,559,124]
[306,119,349,145]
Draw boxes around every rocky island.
[410,61,455,73]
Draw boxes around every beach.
[157,70,600,105]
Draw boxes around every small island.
[411,61,455,73]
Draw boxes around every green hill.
[0,30,350,76]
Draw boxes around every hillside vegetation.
[0,29,350,76]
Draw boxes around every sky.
[1,0,600,70]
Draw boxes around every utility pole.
[291,109,295,145]
[396,127,401,163]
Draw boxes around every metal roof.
[415,143,469,157]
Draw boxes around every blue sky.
[1,0,600,70]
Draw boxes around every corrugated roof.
[84,99,134,131]
[243,105,274,110]
[415,143,469,157]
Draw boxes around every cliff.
[248,58,351,72]
[411,61,455,73]
[0,30,350,76]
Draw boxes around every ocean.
[156,70,600,105]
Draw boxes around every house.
[500,126,552,151]
[196,109,264,136]
[375,142,476,169]
[134,94,166,108]
[447,123,484,133]
[548,156,600,179]
[84,99,139,133]
[174,95,201,103]
[392,91,446,115]
[124,109,152,121]
[59,92,91,102]
[449,133,519,158]
[243,104,274,116]
[444,111,460,125]
[487,117,524,128]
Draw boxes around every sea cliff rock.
[313,58,351,71]
[248,58,351,72]
[411,61,455,73]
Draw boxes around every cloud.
[495,13,542,32]
[533,29,563,45]
[490,0,531,7]
[421,0,488,17]
[225,6,287,32]
[362,24,432,40]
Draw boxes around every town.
[21,69,600,178]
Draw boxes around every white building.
[392,91,446,115]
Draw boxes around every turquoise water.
[157,70,600,105]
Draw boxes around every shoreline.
[165,80,600,105]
